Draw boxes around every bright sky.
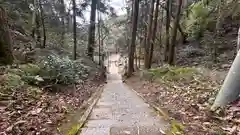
[65,0,126,23]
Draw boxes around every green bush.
[2,56,91,88]
[19,63,41,76]
[39,55,89,84]
[185,2,212,40]
[2,73,25,89]
[7,68,25,76]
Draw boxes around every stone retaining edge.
[64,85,105,135]
[124,83,170,119]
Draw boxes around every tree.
[149,0,160,68]
[72,0,77,60]
[87,0,97,59]
[97,0,102,65]
[39,0,46,48]
[213,0,224,63]
[211,49,240,110]
[237,27,240,53]
[127,0,139,76]
[30,0,41,48]
[0,6,14,65]
[164,0,172,62]
[211,0,240,110]
[159,1,186,44]
[144,0,155,69]
[31,0,37,39]
[35,12,41,48]
[159,8,164,63]
[168,0,183,65]
[60,0,65,47]
[143,1,149,67]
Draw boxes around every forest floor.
[0,51,106,135]
[126,68,240,135]
[0,76,105,135]
[123,26,240,134]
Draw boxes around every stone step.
[88,107,113,120]
[80,126,165,135]
[83,119,116,128]
[80,127,110,135]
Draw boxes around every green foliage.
[2,73,24,89]
[39,55,88,84]
[15,64,43,85]
[19,63,41,76]
[185,2,212,40]
[166,120,185,135]
[65,124,81,135]
[2,54,92,90]
[1,55,91,91]
[21,75,44,85]
[141,66,198,81]
[7,68,24,76]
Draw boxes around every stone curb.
[124,83,170,120]
[124,83,171,134]
[63,85,105,135]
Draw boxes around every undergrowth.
[141,66,199,81]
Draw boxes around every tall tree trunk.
[237,27,240,54]
[0,6,14,65]
[60,0,65,47]
[87,0,97,59]
[127,0,139,76]
[126,0,133,59]
[159,8,164,63]
[159,2,186,44]
[144,0,155,69]
[36,13,41,48]
[31,0,36,39]
[97,0,101,65]
[39,0,46,48]
[149,0,160,68]
[164,0,172,62]
[168,0,182,65]
[143,2,149,66]
[134,48,138,70]
[211,49,240,110]
[72,0,77,60]
[138,37,143,68]
[213,0,224,63]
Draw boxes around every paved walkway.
[80,55,167,135]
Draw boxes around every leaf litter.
[0,74,105,135]
[126,67,240,135]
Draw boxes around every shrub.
[141,66,199,81]
[39,55,89,85]
[185,2,212,40]
[1,73,24,90]
[19,63,41,76]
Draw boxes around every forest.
[0,0,240,134]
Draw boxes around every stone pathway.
[80,55,167,135]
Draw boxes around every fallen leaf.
[30,108,43,115]
[222,126,237,134]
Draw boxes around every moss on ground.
[166,120,185,135]
[64,124,81,135]
[141,66,199,81]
